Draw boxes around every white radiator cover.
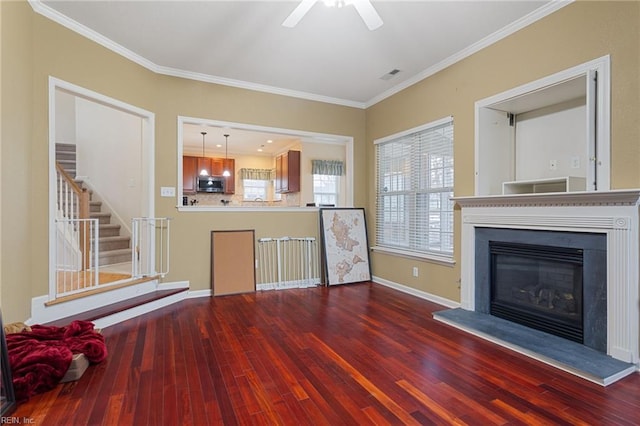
[454,190,640,364]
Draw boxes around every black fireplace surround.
[475,228,607,353]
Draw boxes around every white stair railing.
[131,217,171,278]
[54,218,100,297]
[54,162,99,299]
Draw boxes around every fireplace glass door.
[490,241,584,343]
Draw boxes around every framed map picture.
[319,208,371,285]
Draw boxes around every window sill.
[371,246,456,267]
[177,205,318,213]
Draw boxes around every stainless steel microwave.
[197,176,225,193]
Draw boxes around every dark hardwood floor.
[12,282,640,425]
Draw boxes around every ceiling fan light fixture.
[324,0,348,8]
[283,0,382,31]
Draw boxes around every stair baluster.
[56,162,91,270]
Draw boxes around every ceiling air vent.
[380,69,401,81]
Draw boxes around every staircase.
[56,143,131,267]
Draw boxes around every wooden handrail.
[55,162,84,195]
[56,161,91,269]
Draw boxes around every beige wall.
[0,2,365,323]
[1,1,638,323]
[366,1,639,302]
[1,2,34,323]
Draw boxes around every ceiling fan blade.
[352,0,383,31]
[282,0,318,28]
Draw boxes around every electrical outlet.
[412,267,419,277]
[549,159,558,171]
[571,156,580,169]
[160,186,175,197]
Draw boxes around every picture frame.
[0,312,16,417]
[319,207,371,285]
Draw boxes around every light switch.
[160,187,175,197]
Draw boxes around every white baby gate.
[257,237,321,290]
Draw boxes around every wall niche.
[475,56,610,196]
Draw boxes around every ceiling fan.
[282,0,383,31]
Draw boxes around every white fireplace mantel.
[453,190,640,365]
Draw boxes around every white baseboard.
[27,280,190,326]
[188,289,212,298]
[372,276,460,309]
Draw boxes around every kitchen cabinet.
[183,155,235,193]
[183,156,235,194]
[275,150,300,193]
[183,156,198,194]
[223,158,235,194]
[210,158,224,176]
[197,157,212,177]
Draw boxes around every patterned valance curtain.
[239,168,274,180]
[311,160,344,176]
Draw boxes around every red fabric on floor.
[6,320,107,401]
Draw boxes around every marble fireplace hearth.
[435,190,640,385]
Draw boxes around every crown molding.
[154,65,366,109]
[28,0,366,109]
[363,0,574,108]
[29,0,158,70]
[30,0,572,111]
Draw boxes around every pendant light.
[222,134,231,177]
[199,131,209,176]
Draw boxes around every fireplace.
[453,190,640,367]
[475,227,607,352]
[489,241,584,344]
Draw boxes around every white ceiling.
[35,0,564,109]
[35,0,567,154]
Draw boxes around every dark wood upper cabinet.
[275,150,300,193]
[223,158,235,194]
[183,156,198,194]
[196,157,212,177]
[210,158,224,176]
[183,156,235,194]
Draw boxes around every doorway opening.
[48,77,156,300]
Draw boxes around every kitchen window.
[312,160,343,206]
[241,168,274,201]
[313,175,339,206]
[374,116,454,261]
[243,179,268,201]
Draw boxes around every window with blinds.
[374,117,454,259]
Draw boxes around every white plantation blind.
[374,117,454,258]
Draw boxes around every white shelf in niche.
[502,176,586,195]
